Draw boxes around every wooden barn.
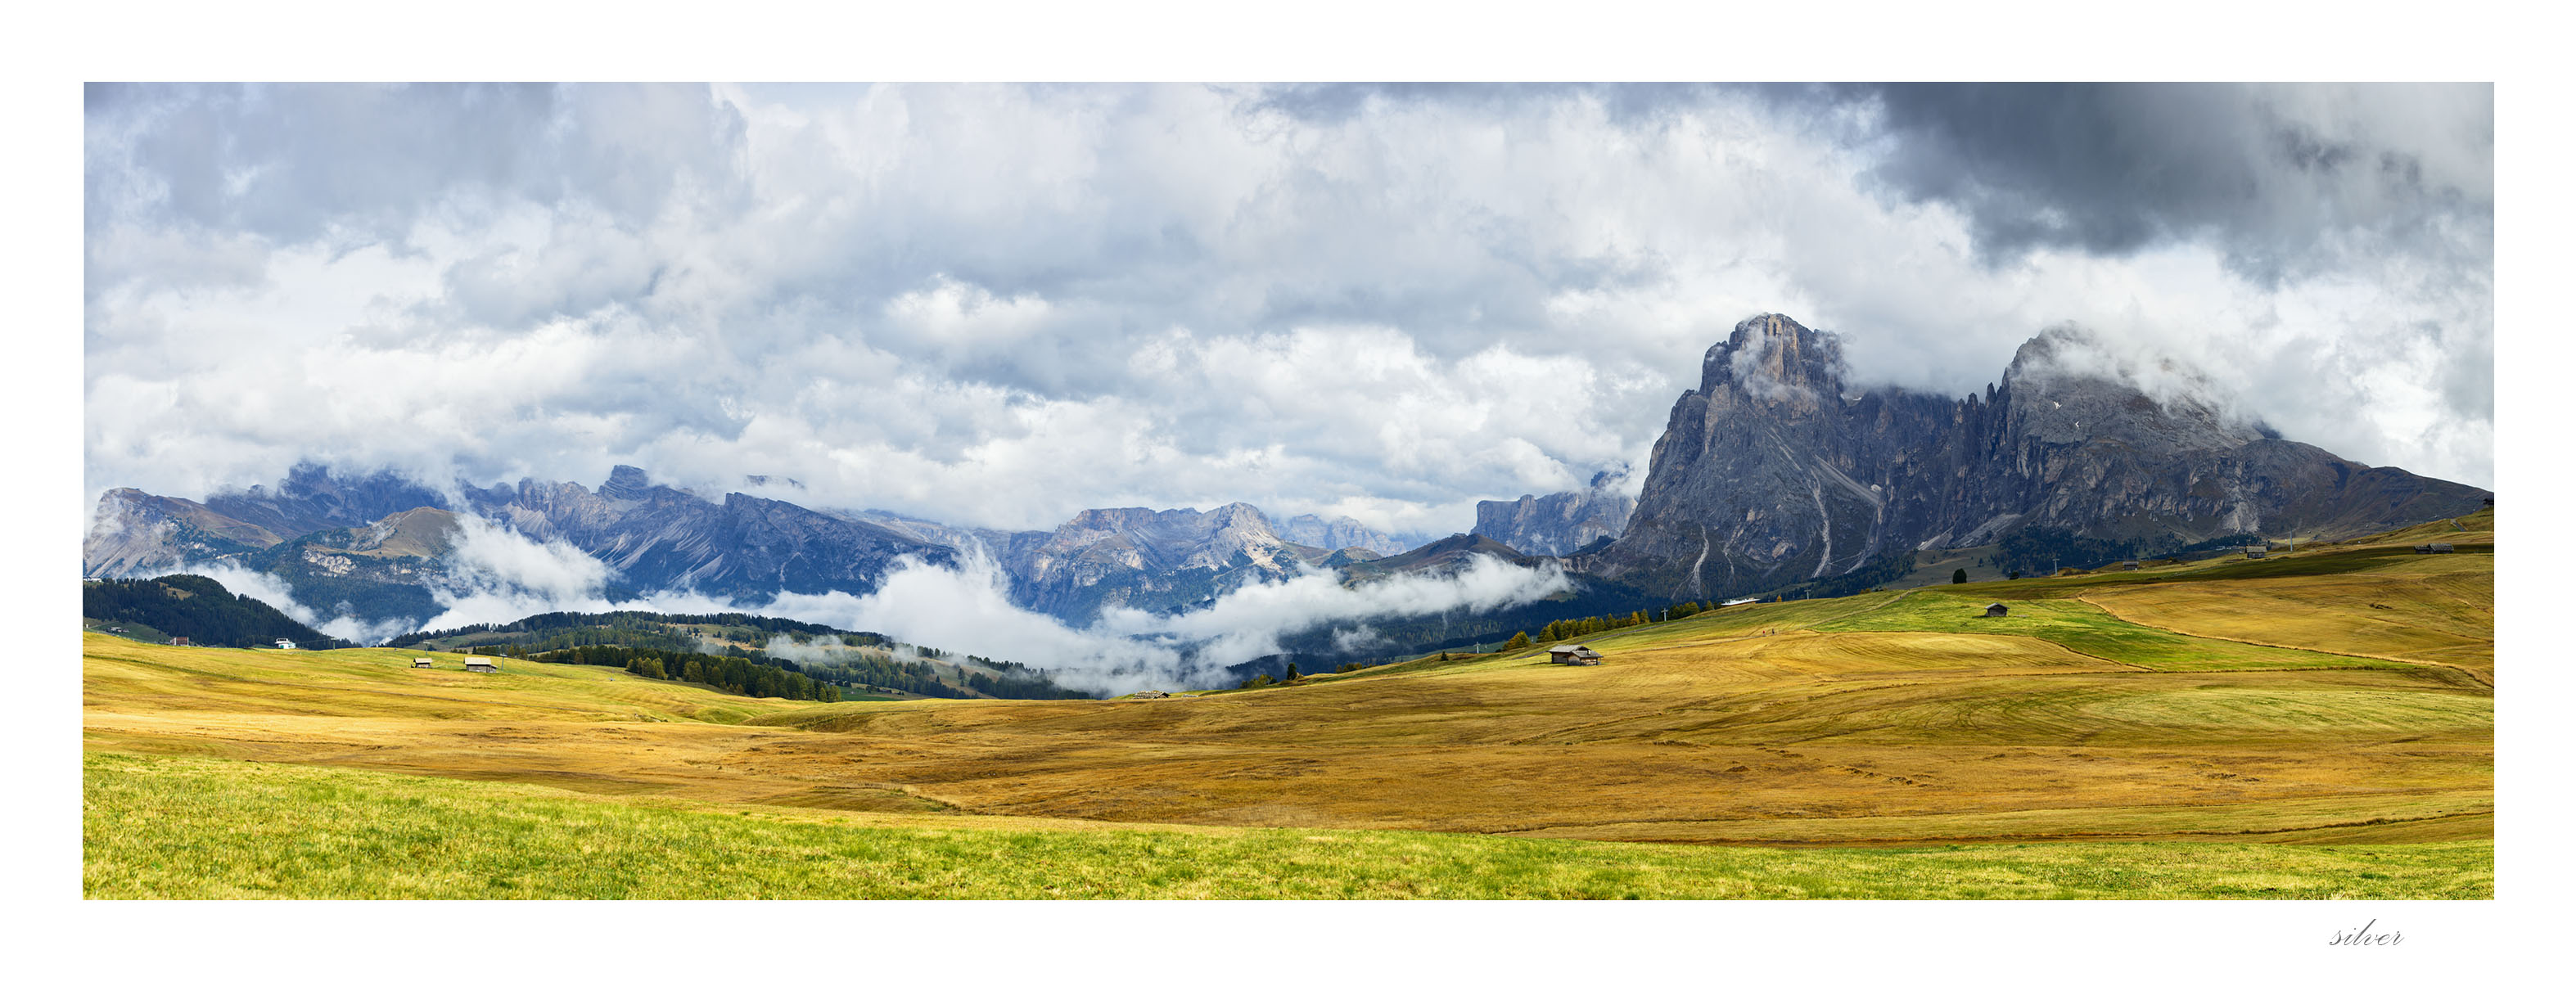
[1984,602,2010,618]
[412,657,434,669]
[463,657,498,673]
[1548,644,1603,666]
[2244,546,2268,559]
[2121,560,2141,570]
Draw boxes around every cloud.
[1796,83,2493,281]
[174,560,411,646]
[410,513,621,633]
[683,551,1571,694]
[160,507,1571,693]
[85,82,2494,534]
[1094,552,1570,667]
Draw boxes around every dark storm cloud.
[1780,83,2495,280]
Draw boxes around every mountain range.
[84,463,1452,632]
[1583,313,2491,599]
[83,312,2488,646]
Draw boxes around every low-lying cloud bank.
[726,552,1572,695]
[183,518,1574,695]
[174,561,413,646]
[413,512,625,633]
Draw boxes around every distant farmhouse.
[463,657,498,673]
[413,657,434,669]
[2244,546,2268,559]
[1984,602,2009,618]
[169,637,191,646]
[1549,644,1602,666]
[2121,560,2140,570]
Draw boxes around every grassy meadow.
[82,510,2494,898]
[86,753,2489,899]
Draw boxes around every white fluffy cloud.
[85,83,2493,542]
[176,561,412,646]
[722,551,1571,693]
[412,513,625,633]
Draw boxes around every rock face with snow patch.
[1584,313,2488,598]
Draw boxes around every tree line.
[388,609,891,649]
[491,643,844,702]
[1497,602,1713,651]
[83,575,349,649]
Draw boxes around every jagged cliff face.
[1472,469,1635,557]
[1588,314,2491,599]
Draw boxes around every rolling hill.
[81,507,2493,897]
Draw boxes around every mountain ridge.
[1583,313,2490,599]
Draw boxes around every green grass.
[1806,592,2386,671]
[83,753,2490,899]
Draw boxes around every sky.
[83,82,2495,538]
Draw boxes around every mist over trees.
[83,575,350,649]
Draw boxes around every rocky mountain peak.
[1700,313,1844,404]
[600,465,656,500]
[1998,327,2259,455]
[1203,502,1276,534]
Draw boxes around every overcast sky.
[83,82,2494,536]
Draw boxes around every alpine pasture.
[82,511,2494,898]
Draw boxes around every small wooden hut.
[2244,546,2268,559]
[1983,602,2010,618]
[1548,644,1603,665]
[463,657,498,673]
[413,657,434,668]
